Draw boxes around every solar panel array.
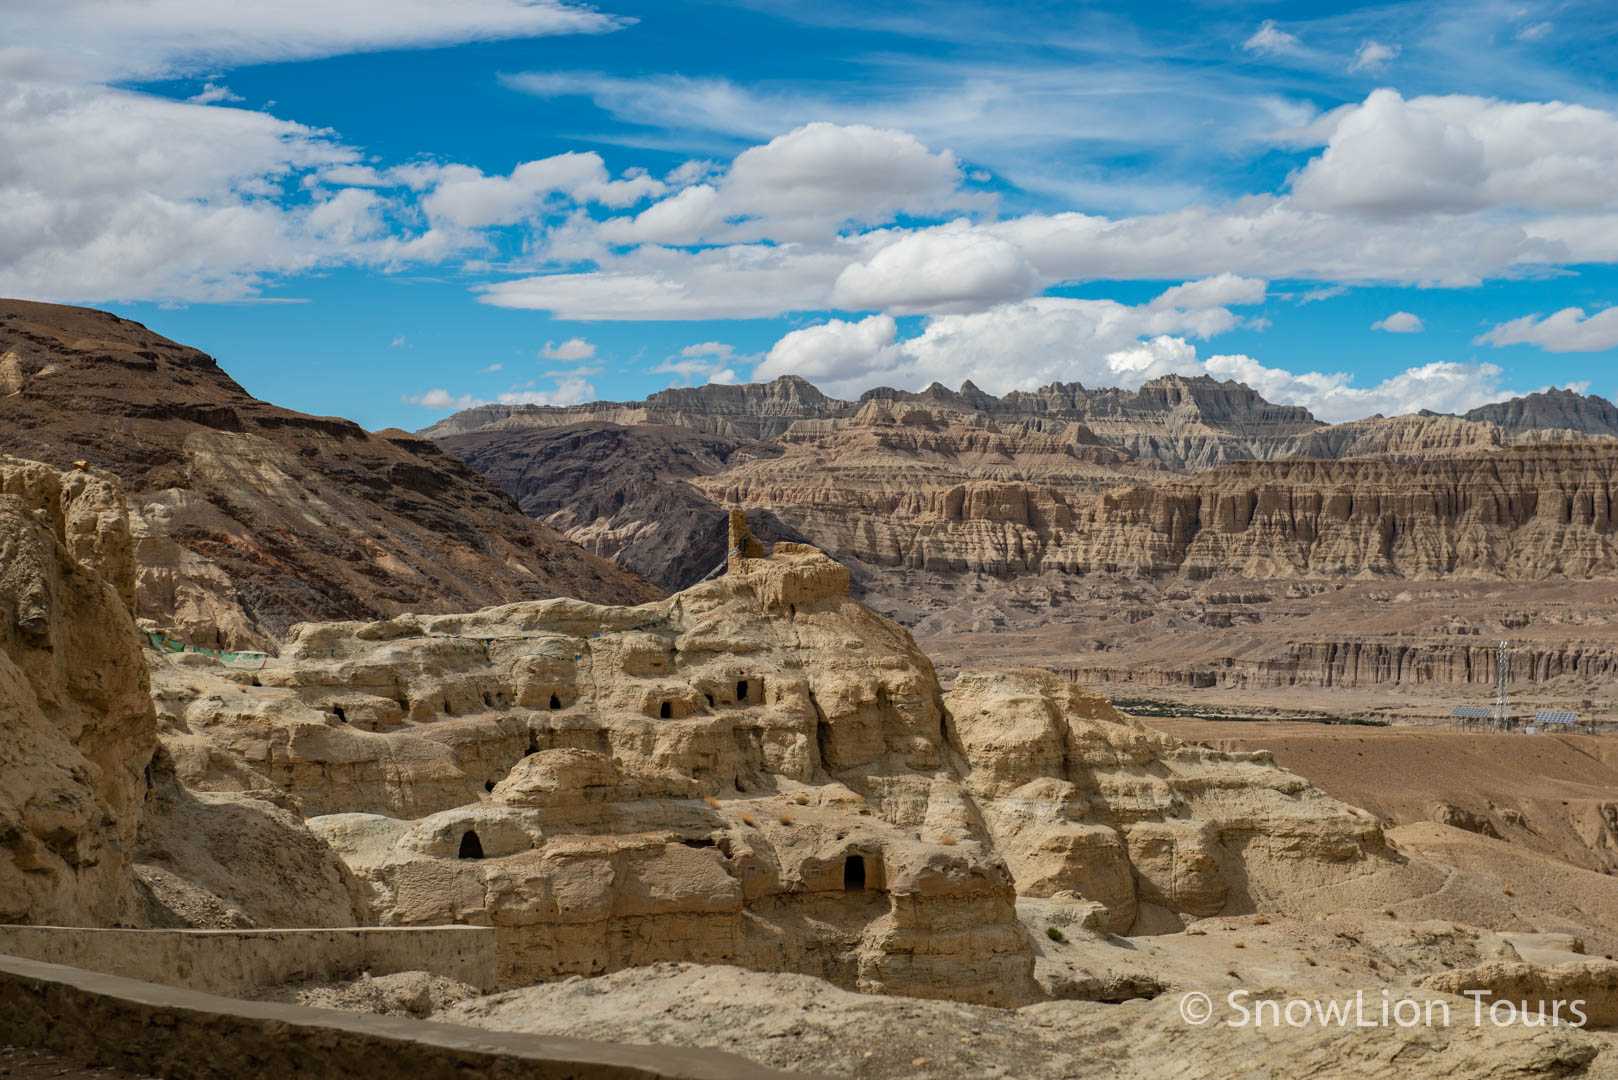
[1451,706,1493,720]
[1535,709,1579,725]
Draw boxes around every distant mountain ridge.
[1465,387,1618,438]
[424,373,1618,472]
[429,373,1618,591]
[422,375,849,441]
[425,372,1618,444]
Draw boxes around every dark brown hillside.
[439,421,807,590]
[0,299,659,648]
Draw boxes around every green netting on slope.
[145,632,267,670]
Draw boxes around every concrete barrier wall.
[0,925,497,996]
[0,953,801,1080]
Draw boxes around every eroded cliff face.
[704,439,1618,580]
[152,520,1403,1001]
[0,455,368,929]
[432,377,1618,593]
[1467,387,1618,438]
[946,670,1386,935]
[0,457,152,925]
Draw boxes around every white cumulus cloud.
[582,121,975,247]
[404,388,483,411]
[1205,356,1508,421]
[1371,311,1424,333]
[756,280,1269,399]
[831,224,1042,313]
[496,377,596,406]
[540,337,597,361]
[1477,307,1618,352]
[187,81,243,104]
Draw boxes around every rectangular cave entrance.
[843,854,866,892]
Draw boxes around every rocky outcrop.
[0,455,362,931]
[946,670,1386,934]
[0,457,154,925]
[157,533,1041,1002]
[1421,958,1618,1027]
[0,299,658,649]
[133,750,370,930]
[152,519,1407,1001]
[441,951,1609,1080]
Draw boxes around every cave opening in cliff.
[843,855,866,891]
[331,704,346,724]
[458,831,484,859]
[737,679,749,702]
[660,700,672,719]
[549,693,561,710]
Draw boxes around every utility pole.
[1495,640,1510,729]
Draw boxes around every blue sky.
[6,1,1618,429]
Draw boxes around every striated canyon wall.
[1065,639,1618,692]
[705,443,1618,581]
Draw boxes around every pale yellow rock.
[153,517,1423,1006]
[1420,958,1618,1028]
[0,456,153,925]
[945,668,1389,934]
[0,454,372,931]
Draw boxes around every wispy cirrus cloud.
[6,0,626,81]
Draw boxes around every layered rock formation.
[427,377,1618,713]
[0,300,657,650]
[149,518,1416,1002]
[431,374,1618,612]
[430,373,1618,479]
[703,429,1618,580]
